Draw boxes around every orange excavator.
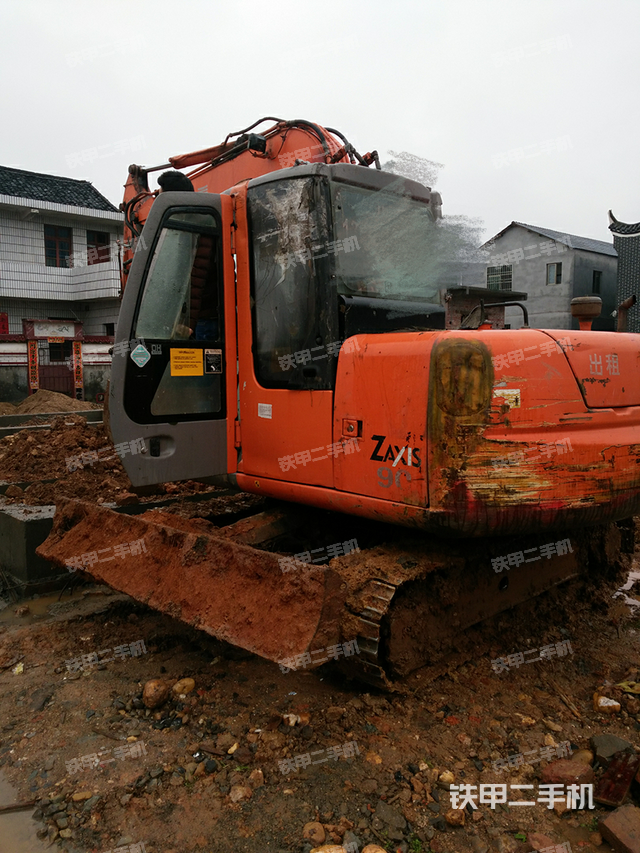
[38,118,640,687]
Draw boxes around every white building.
[0,165,124,402]
[480,221,618,330]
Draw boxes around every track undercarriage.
[37,496,634,689]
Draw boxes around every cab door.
[108,192,236,487]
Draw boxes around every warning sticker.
[170,349,203,376]
[204,349,223,374]
[493,388,521,408]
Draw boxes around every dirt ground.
[1,420,640,853]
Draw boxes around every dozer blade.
[36,499,346,666]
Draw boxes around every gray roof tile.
[0,165,118,212]
[488,221,617,257]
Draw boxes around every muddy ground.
[1,420,640,853]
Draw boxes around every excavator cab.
[108,191,236,486]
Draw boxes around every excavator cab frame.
[108,191,236,487]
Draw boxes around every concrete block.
[0,504,63,593]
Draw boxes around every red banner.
[72,341,84,398]
[28,340,39,391]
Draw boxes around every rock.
[44,756,55,771]
[232,746,253,764]
[497,837,519,853]
[172,677,195,696]
[325,707,345,723]
[59,828,72,839]
[248,768,264,788]
[28,686,53,712]
[361,847,387,853]
[471,839,488,853]
[572,749,594,765]
[529,833,556,850]
[544,719,563,732]
[541,759,595,786]
[591,734,635,767]
[343,830,361,850]
[5,485,23,498]
[55,815,68,829]
[142,679,172,709]
[204,759,218,774]
[120,794,132,806]
[444,808,465,826]
[115,491,139,506]
[303,822,326,844]
[589,831,603,847]
[310,847,346,853]
[361,779,377,794]
[71,791,92,801]
[283,714,300,726]
[600,804,640,853]
[593,693,621,714]
[229,784,252,803]
[375,800,406,829]
[82,795,101,812]
[438,770,455,785]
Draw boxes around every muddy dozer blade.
[36,499,345,666]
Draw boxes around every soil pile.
[0,402,17,415]
[0,416,220,506]
[13,389,102,414]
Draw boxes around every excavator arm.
[118,118,375,292]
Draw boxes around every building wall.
[0,202,123,337]
[0,341,111,404]
[0,296,120,335]
[484,226,616,330]
[572,250,617,331]
[485,225,574,329]
[0,342,28,402]
[0,206,121,302]
[612,233,640,333]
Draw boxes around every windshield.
[330,182,446,302]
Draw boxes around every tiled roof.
[608,211,640,236]
[0,166,118,212]
[487,221,617,257]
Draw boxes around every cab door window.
[125,209,224,423]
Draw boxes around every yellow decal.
[170,349,203,376]
[493,388,521,408]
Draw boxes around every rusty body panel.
[229,328,640,536]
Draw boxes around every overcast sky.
[1,0,638,245]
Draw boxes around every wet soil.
[1,420,640,853]
[0,550,639,853]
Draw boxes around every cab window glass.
[247,177,338,388]
[135,212,220,341]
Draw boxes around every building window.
[48,340,73,362]
[87,230,111,264]
[592,270,602,294]
[104,323,115,336]
[546,262,562,285]
[44,224,73,267]
[487,265,512,291]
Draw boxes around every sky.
[1,0,638,245]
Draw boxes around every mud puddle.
[0,770,47,853]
